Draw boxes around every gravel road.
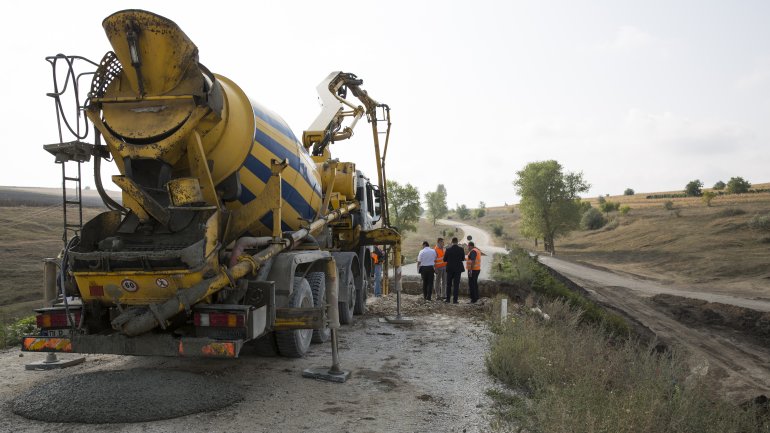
[0,295,494,433]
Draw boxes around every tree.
[713,180,726,190]
[600,201,620,214]
[684,179,703,197]
[580,208,605,230]
[702,191,717,207]
[597,195,606,205]
[473,201,486,219]
[424,184,449,225]
[726,177,751,194]
[619,205,631,215]
[514,160,590,255]
[624,188,634,196]
[455,204,471,219]
[386,180,421,233]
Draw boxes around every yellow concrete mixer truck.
[22,10,402,365]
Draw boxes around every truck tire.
[308,272,330,344]
[354,277,368,315]
[275,277,314,358]
[338,266,355,325]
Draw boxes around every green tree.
[726,176,751,194]
[624,188,634,196]
[580,208,605,230]
[386,180,421,233]
[600,201,620,214]
[702,191,717,207]
[597,195,606,205]
[474,201,486,218]
[424,184,449,225]
[713,180,726,190]
[514,160,590,255]
[684,179,703,197]
[455,204,471,219]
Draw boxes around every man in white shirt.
[417,241,438,300]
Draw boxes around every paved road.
[395,218,508,280]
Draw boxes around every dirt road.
[539,255,770,401]
[0,295,494,432]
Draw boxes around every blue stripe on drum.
[241,154,317,220]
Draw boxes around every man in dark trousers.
[466,241,482,303]
[443,237,465,304]
[416,241,437,300]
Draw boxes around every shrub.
[684,179,703,197]
[623,188,634,195]
[492,223,504,237]
[748,214,770,231]
[1,316,37,349]
[597,195,606,204]
[713,180,726,190]
[604,217,619,230]
[581,208,605,230]
[600,201,620,214]
[726,176,751,194]
[619,205,630,215]
[663,200,675,210]
[701,191,717,207]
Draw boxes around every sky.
[2,0,769,208]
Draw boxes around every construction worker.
[416,241,437,300]
[371,246,384,297]
[466,241,481,303]
[433,238,446,299]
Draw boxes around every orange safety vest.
[466,247,481,271]
[434,246,446,269]
[371,251,379,265]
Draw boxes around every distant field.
[0,187,110,321]
[469,183,770,298]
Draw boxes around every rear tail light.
[194,312,245,328]
[36,311,81,328]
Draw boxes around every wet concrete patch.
[11,368,243,423]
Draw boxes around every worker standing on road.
[443,237,465,304]
[371,245,384,297]
[466,241,481,303]
[433,238,446,300]
[417,241,437,300]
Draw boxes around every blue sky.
[2,1,768,207]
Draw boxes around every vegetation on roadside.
[386,180,422,234]
[485,300,769,433]
[491,247,628,335]
[0,316,37,349]
[424,184,448,225]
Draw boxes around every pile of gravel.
[11,369,243,424]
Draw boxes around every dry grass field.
[471,182,770,298]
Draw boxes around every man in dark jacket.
[442,237,465,304]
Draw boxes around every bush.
[600,201,620,213]
[726,176,751,194]
[663,200,675,210]
[597,195,606,204]
[748,214,770,231]
[0,316,37,349]
[619,205,630,215]
[702,190,717,207]
[685,179,703,197]
[624,188,634,195]
[604,217,619,230]
[581,208,605,230]
[491,223,504,237]
[713,180,726,190]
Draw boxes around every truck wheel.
[354,277,368,315]
[338,267,355,325]
[275,277,313,358]
[308,272,330,344]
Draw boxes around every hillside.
[470,182,770,299]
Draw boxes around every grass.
[486,299,770,433]
[491,246,629,335]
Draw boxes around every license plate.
[42,329,84,337]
